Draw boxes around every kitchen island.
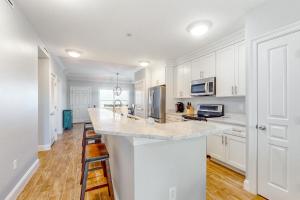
[88,108,232,200]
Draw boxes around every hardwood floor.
[18,124,264,200]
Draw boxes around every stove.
[182,104,224,121]
[182,114,207,121]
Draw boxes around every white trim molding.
[176,29,245,65]
[38,144,51,151]
[245,20,300,194]
[4,159,40,200]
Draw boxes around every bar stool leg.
[105,159,114,200]
[80,161,89,200]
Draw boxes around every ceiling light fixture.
[186,20,212,37]
[139,61,150,67]
[66,49,81,58]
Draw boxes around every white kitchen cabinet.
[207,134,226,162]
[225,134,246,171]
[150,66,165,87]
[207,126,246,172]
[191,53,216,81]
[216,42,246,97]
[216,46,236,97]
[174,63,191,98]
[234,42,246,96]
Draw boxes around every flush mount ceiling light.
[186,20,212,37]
[66,49,81,58]
[138,61,150,67]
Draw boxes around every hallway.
[17,124,262,200]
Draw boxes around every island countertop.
[88,108,232,140]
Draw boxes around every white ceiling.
[16,0,265,81]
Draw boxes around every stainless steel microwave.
[191,77,216,96]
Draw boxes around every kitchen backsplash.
[172,96,246,114]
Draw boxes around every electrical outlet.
[169,187,176,200]
[13,160,17,170]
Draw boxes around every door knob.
[257,125,267,131]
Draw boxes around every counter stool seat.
[80,143,114,200]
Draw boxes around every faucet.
[113,99,122,113]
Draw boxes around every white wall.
[246,0,300,40]
[38,58,50,145]
[0,2,39,199]
[67,80,134,108]
[0,2,67,198]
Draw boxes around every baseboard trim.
[5,159,40,200]
[243,179,252,193]
[38,144,51,151]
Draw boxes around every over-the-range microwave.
[191,77,216,96]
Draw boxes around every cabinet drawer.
[223,126,246,138]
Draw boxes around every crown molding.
[176,29,245,65]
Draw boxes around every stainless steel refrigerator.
[148,85,166,123]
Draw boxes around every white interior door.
[50,73,58,144]
[257,31,300,200]
[70,87,92,123]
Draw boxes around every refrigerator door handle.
[152,90,155,115]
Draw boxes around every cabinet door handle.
[222,135,224,144]
[235,86,238,95]
[225,136,228,145]
[231,86,234,95]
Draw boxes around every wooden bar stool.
[81,129,104,184]
[80,143,114,200]
[84,122,94,131]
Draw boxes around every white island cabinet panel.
[89,108,232,200]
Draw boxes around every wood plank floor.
[18,124,265,200]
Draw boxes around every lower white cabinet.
[225,134,246,171]
[207,134,226,162]
[207,132,246,172]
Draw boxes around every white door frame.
[245,20,300,194]
[50,73,58,143]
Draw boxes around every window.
[99,89,129,108]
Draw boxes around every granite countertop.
[88,108,232,141]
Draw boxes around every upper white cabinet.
[150,66,165,87]
[216,42,246,97]
[234,42,246,96]
[174,63,191,98]
[191,53,216,80]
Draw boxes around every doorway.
[38,47,58,150]
[70,87,92,123]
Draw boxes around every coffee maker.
[175,102,184,113]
